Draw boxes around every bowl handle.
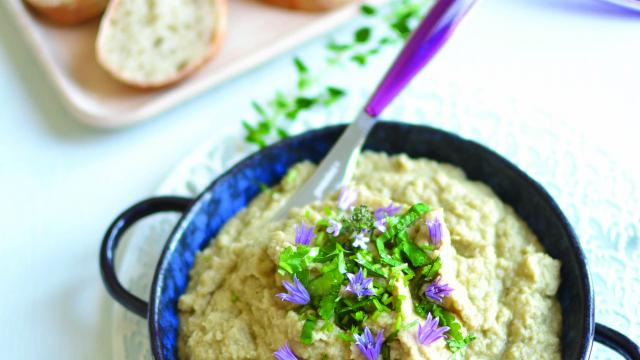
[99,196,192,318]
[595,323,640,359]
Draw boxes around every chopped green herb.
[251,101,268,118]
[401,239,429,267]
[327,86,345,98]
[275,127,289,139]
[421,256,442,280]
[276,200,473,357]
[318,288,340,320]
[337,331,354,342]
[293,57,309,74]
[448,334,476,359]
[242,0,436,148]
[309,267,343,298]
[301,317,317,344]
[354,27,372,43]
[285,169,298,185]
[258,183,270,193]
[295,96,316,109]
[351,53,368,66]
[278,246,317,281]
[360,3,377,15]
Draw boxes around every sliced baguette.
[25,0,107,25]
[96,0,227,89]
[262,0,354,11]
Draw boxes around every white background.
[1,0,639,358]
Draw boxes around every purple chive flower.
[273,341,298,360]
[326,218,342,236]
[426,213,444,246]
[374,203,402,221]
[354,327,384,360]
[352,230,370,250]
[338,187,357,211]
[373,203,402,232]
[276,275,310,305]
[345,269,375,298]
[295,223,315,246]
[374,218,387,233]
[424,277,454,303]
[417,312,449,346]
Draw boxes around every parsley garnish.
[276,200,474,355]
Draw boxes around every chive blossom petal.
[417,312,450,346]
[426,212,444,246]
[373,203,401,232]
[273,341,298,360]
[374,203,402,221]
[424,277,454,303]
[345,269,375,298]
[295,223,316,246]
[374,218,387,233]
[338,187,358,211]
[326,218,342,236]
[352,230,370,250]
[276,274,310,305]
[354,327,384,360]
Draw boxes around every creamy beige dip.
[178,152,562,359]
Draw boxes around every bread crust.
[25,0,107,25]
[262,0,353,12]
[95,0,228,89]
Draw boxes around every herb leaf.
[448,334,476,359]
[294,57,309,74]
[301,317,317,344]
[308,267,343,298]
[355,27,372,43]
[279,246,317,282]
[360,4,377,15]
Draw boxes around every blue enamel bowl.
[100,122,639,359]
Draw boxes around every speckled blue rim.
[101,122,640,360]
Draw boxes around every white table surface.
[1,0,639,359]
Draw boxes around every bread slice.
[25,0,107,25]
[96,0,227,89]
[262,0,353,12]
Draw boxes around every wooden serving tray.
[6,0,364,128]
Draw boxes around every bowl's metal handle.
[99,196,192,318]
[595,323,640,360]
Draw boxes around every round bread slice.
[25,0,107,25]
[262,0,354,12]
[96,0,227,89]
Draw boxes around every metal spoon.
[273,0,478,221]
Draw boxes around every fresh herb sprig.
[243,0,434,148]
[276,197,474,357]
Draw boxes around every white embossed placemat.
[110,79,639,359]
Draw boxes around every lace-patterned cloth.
[110,81,639,359]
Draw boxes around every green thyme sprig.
[243,0,434,148]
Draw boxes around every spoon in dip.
[273,0,478,221]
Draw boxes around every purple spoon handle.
[365,0,478,117]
